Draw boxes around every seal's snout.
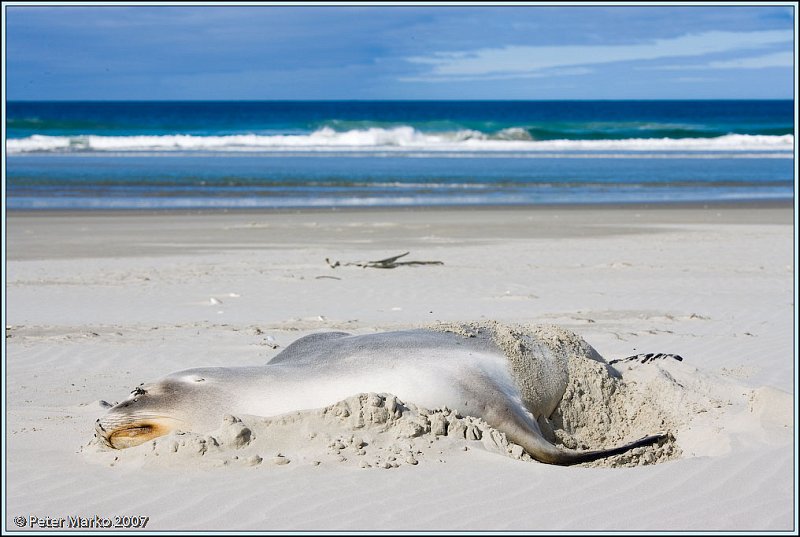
[95,414,175,449]
[94,380,193,449]
[96,396,181,449]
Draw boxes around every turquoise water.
[6,100,794,209]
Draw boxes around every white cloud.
[405,29,792,81]
[673,77,718,83]
[400,67,592,83]
[707,51,793,69]
[647,51,793,71]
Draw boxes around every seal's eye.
[180,375,206,383]
[130,386,147,396]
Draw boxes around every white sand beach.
[5,203,796,532]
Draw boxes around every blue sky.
[4,4,795,100]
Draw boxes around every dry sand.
[4,203,796,532]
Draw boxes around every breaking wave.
[7,127,794,155]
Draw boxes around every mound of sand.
[85,392,532,470]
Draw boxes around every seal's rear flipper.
[529,431,669,466]
[497,404,670,466]
[564,432,669,465]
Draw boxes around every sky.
[3,4,796,100]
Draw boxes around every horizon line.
[7,98,795,103]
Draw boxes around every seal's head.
[95,370,226,449]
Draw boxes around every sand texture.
[5,205,795,531]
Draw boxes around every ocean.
[5,100,794,210]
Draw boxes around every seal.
[95,322,666,465]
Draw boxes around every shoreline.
[7,202,794,261]
[6,197,794,218]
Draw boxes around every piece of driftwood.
[325,251,444,269]
[608,353,684,365]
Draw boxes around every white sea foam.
[6,128,794,155]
